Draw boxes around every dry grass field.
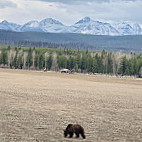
[0,69,142,142]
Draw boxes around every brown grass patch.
[0,69,142,142]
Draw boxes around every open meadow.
[0,69,142,142]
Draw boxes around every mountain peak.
[75,17,92,24]
[40,18,63,25]
[1,20,9,24]
[83,17,91,21]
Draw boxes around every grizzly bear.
[64,124,86,139]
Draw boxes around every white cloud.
[27,0,140,4]
[0,0,17,9]
[25,0,110,4]
[0,0,66,24]
[0,0,142,25]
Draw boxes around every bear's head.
[64,130,68,137]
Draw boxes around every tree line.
[0,46,142,76]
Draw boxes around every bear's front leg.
[69,132,73,138]
[75,132,79,138]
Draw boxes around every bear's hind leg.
[81,133,86,139]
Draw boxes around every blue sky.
[0,0,142,25]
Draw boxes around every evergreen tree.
[87,57,93,73]
[75,55,81,69]
[119,57,128,75]
[68,56,75,70]
[17,56,23,69]
[95,54,104,73]
[107,54,113,74]
[0,49,8,65]
[92,58,97,73]
[47,55,53,70]
[26,48,33,69]
[13,52,18,69]
[57,56,67,69]
[38,54,44,69]
[75,64,78,72]
[81,54,87,72]
[34,54,38,69]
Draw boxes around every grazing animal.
[64,124,86,139]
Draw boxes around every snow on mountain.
[68,17,119,35]
[0,17,142,35]
[20,18,66,33]
[39,18,66,33]
[131,23,142,34]
[20,20,43,32]
[0,20,21,31]
[112,21,142,35]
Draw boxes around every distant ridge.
[0,17,142,36]
[0,29,142,53]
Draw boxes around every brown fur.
[64,124,86,139]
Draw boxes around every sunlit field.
[0,69,142,142]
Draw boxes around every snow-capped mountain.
[39,18,66,33]
[68,17,119,35]
[112,21,142,35]
[0,17,142,35]
[19,18,66,33]
[20,20,43,32]
[0,20,21,31]
[132,23,142,34]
